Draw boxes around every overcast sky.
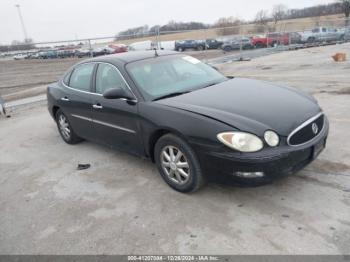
[0,0,333,44]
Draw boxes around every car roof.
[85,50,179,64]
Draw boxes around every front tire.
[55,109,82,144]
[197,45,204,51]
[154,134,205,193]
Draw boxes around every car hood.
[155,78,321,136]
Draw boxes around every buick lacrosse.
[47,51,328,192]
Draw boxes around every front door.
[91,63,143,155]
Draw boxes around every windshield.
[126,55,227,100]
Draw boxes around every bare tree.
[255,10,269,25]
[338,0,350,25]
[272,4,287,24]
[213,16,241,28]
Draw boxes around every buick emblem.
[312,123,318,134]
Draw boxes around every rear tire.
[154,134,206,193]
[55,109,83,144]
[255,42,264,48]
[307,37,315,43]
[197,45,204,51]
[223,46,232,52]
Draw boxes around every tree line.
[1,1,349,51]
[115,1,350,40]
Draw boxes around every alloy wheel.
[161,146,190,185]
[58,114,71,140]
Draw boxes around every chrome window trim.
[96,62,138,102]
[63,62,100,96]
[62,61,138,102]
[287,112,324,147]
[71,114,136,134]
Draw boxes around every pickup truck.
[300,27,345,43]
[205,39,223,49]
[251,32,301,48]
[175,40,206,51]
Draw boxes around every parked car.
[75,49,91,58]
[157,41,176,51]
[92,48,108,57]
[128,40,154,51]
[252,33,292,48]
[24,52,38,59]
[175,40,206,51]
[205,39,223,49]
[299,27,345,43]
[343,27,350,42]
[47,51,328,193]
[38,50,58,59]
[106,44,128,54]
[221,37,253,51]
[57,50,75,58]
[13,53,27,60]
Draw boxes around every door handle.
[92,104,103,109]
[61,97,70,102]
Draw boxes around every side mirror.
[103,87,134,100]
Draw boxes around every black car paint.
[47,51,328,182]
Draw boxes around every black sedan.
[47,50,328,193]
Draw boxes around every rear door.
[60,63,96,140]
[91,63,143,155]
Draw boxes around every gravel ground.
[217,43,350,95]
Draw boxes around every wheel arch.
[52,105,60,119]
[148,128,189,162]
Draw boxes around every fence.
[1,15,349,56]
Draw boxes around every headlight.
[264,130,279,147]
[217,132,263,152]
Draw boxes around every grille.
[288,113,324,146]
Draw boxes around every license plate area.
[312,139,325,159]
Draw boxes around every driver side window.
[95,63,128,94]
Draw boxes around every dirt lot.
[0,58,82,100]
[0,44,349,255]
[0,50,226,102]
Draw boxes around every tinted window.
[63,70,72,85]
[95,63,128,94]
[69,63,94,91]
[322,28,327,32]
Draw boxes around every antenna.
[154,48,159,57]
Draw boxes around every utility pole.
[15,4,28,41]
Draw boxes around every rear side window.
[69,63,95,92]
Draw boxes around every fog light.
[234,171,265,178]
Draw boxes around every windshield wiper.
[153,91,191,101]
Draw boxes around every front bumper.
[194,118,329,183]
